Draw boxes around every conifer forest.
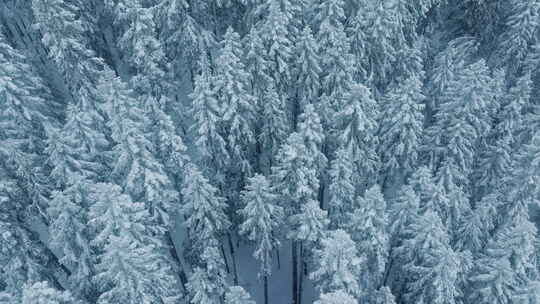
[2,0,540,303]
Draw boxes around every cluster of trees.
[1,0,540,303]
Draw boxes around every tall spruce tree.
[346,185,389,291]
[239,174,283,304]
[334,83,380,191]
[379,73,425,190]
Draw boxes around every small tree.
[224,286,255,304]
[347,185,389,290]
[181,164,231,253]
[314,290,357,304]
[22,282,78,304]
[327,147,355,228]
[310,229,362,296]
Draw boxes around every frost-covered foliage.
[0,1,538,303]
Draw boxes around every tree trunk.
[227,233,239,284]
[276,248,281,270]
[298,243,304,304]
[264,275,269,304]
[220,243,231,274]
[382,255,394,288]
[318,180,325,209]
[292,241,298,304]
[165,232,188,290]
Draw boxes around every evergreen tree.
[239,174,283,304]
[408,166,449,218]
[21,281,78,304]
[244,28,272,102]
[313,290,357,304]
[98,71,179,231]
[190,67,230,174]
[113,0,187,226]
[495,0,540,70]
[0,210,66,299]
[258,0,294,94]
[379,73,425,188]
[389,185,421,243]
[31,3,116,300]
[293,26,322,110]
[47,187,93,298]
[435,160,471,239]
[95,235,180,304]
[31,0,107,100]
[434,159,472,242]
[397,211,461,304]
[424,60,496,187]
[157,0,207,86]
[200,246,229,301]
[297,104,327,182]
[32,0,111,170]
[215,27,257,173]
[373,286,397,304]
[259,83,289,170]
[348,0,403,91]
[287,199,329,243]
[272,132,319,216]
[475,73,532,197]
[271,132,319,304]
[0,30,56,214]
[186,267,221,304]
[112,0,169,98]
[386,185,421,293]
[88,183,149,247]
[468,236,529,304]
[314,0,354,125]
[334,83,380,190]
[181,164,231,252]
[310,229,362,296]
[455,194,498,254]
[224,286,255,304]
[425,37,478,111]
[89,183,180,304]
[327,147,355,228]
[346,185,389,290]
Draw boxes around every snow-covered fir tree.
[310,229,362,297]
[346,185,389,292]
[224,286,255,304]
[327,147,355,228]
[379,73,425,189]
[21,281,78,304]
[314,0,354,126]
[293,26,322,111]
[313,290,357,304]
[239,174,283,304]
[215,27,257,174]
[181,164,231,253]
[334,83,380,191]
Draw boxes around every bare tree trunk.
[220,243,231,274]
[318,181,325,209]
[227,233,239,284]
[165,232,188,290]
[298,243,304,304]
[292,241,298,304]
[276,248,281,270]
[382,255,394,288]
[264,275,269,304]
